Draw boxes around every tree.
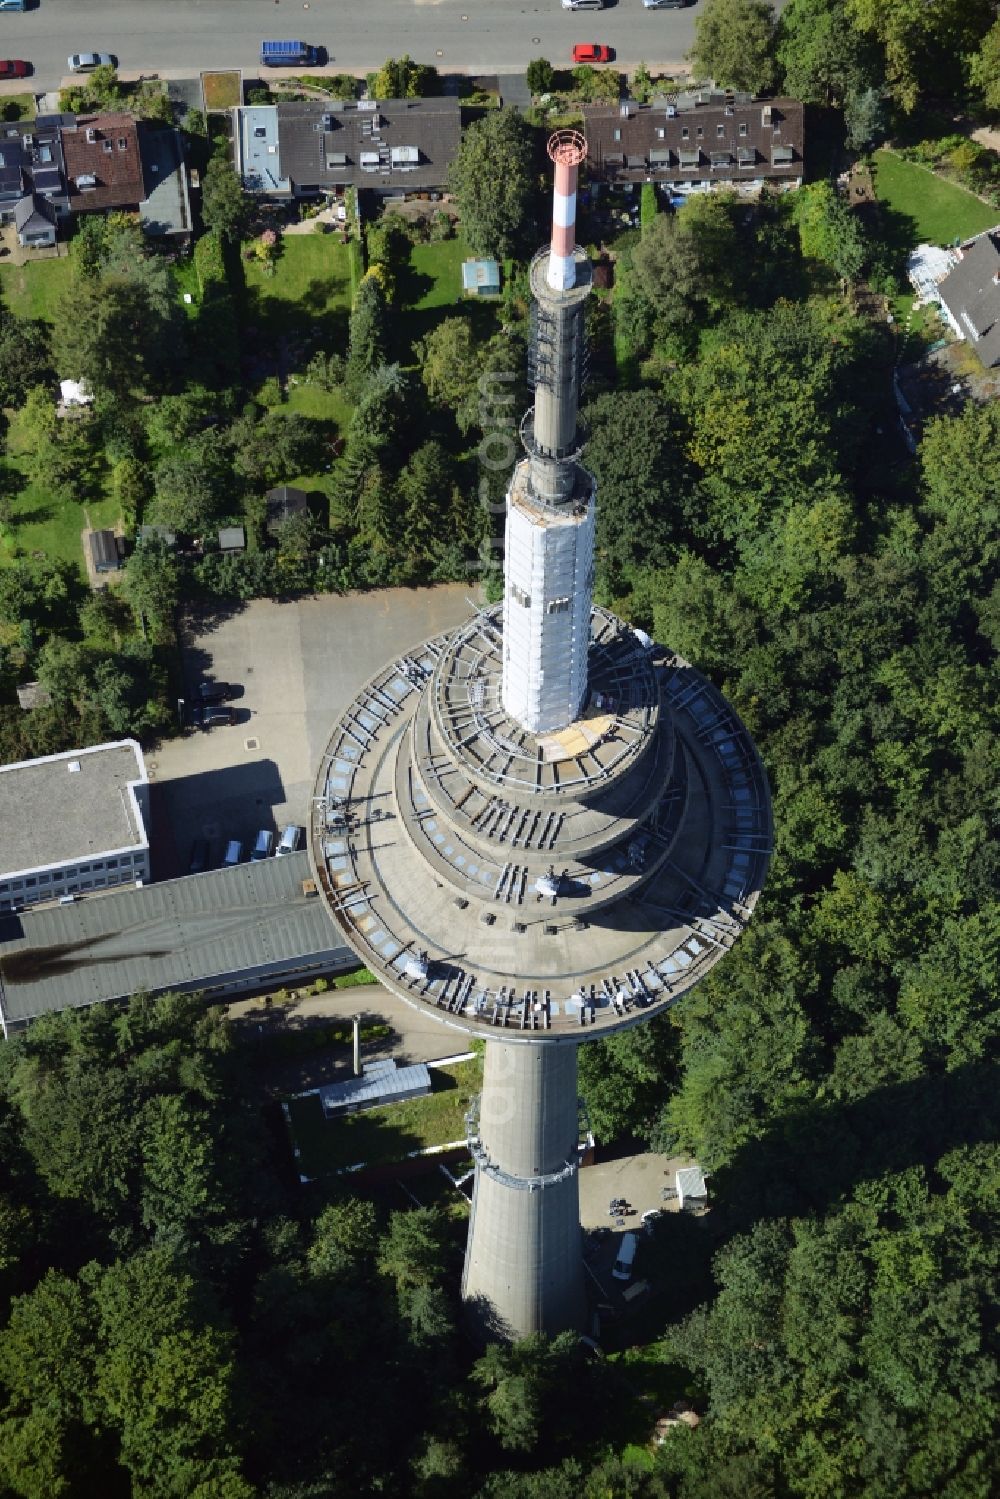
[0,299,51,409]
[969,20,1000,113]
[847,0,993,113]
[152,437,231,534]
[416,316,478,420]
[448,109,538,260]
[471,1334,582,1453]
[630,193,745,338]
[377,1207,449,1294]
[201,154,248,243]
[526,58,555,96]
[843,84,888,150]
[370,55,439,98]
[121,535,180,639]
[344,273,390,400]
[690,0,778,94]
[776,0,881,105]
[584,389,694,574]
[792,181,867,281]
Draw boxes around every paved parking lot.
[148,586,475,877]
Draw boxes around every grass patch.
[1,94,36,123]
[0,256,74,323]
[1,408,119,575]
[397,234,504,356]
[202,71,242,111]
[287,1057,482,1177]
[242,233,353,355]
[873,149,1000,247]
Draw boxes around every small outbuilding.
[218,526,246,555]
[462,257,501,297]
[318,1058,433,1118]
[136,524,177,549]
[15,682,52,712]
[265,485,309,536]
[675,1165,708,1211]
[89,529,121,574]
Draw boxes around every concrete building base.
[462,1040,586,1339]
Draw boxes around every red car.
[572,43,614,64]
[0,60,30,79]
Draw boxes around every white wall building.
[0,740,150,911]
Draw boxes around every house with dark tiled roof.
[936,226,1000,368]
[234,97,462,200]
[583,90,804,197]
[62,113,145,213]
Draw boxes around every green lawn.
[286,1058,482,1178]
[0,408,119,576]
[397,234,505,356]
[0,255,73,322]
[873,150,1000,247]
[242,232,353,346]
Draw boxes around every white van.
[252,829,274,861]
[276,824,304,856]
[612,1231,637,1282]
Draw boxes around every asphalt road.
[1,0,714,89]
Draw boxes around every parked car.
[276,824,304,856]
[571,43,614,62]
[0,60,30,78]
[67,52,117,72]
[202,705,235,728]
[188,839,209,875]
[643,0,687,7]
[197,680,235,703]
[0,2,29,13]
[251,829,274,861]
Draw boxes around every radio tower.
[310,134,771,1339]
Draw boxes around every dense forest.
[1,0,1000,1492]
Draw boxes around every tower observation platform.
[309,132,771,1340]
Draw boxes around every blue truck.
[260,39,318,67]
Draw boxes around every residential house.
[936,226,1000,368]
[234,97,462,200]
[583,91,805,197]
[13,191,57,247]
[0,115,71,238]
[62,113,145,213]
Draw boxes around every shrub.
[193,229,227,294]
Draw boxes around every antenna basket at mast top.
[547,129,588,167]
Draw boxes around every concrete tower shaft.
[502,131,596,735]
[462,1042,586,1337]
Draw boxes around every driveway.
[148,585,475,876]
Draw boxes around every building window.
[739,122,748,136]
[106,858,118,868]
[613,128,621,142]
[39,874,50,884]
[24,877,36,888]
[716,124,724,138]
[681,127,689,140]
[656,127,665,139]
[511,584,531,608]
[79,864,90,874]
[696,127,703,138]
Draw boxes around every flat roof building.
[234,97,461,199]
[0,851,354,1035]
[0,740,150,914]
